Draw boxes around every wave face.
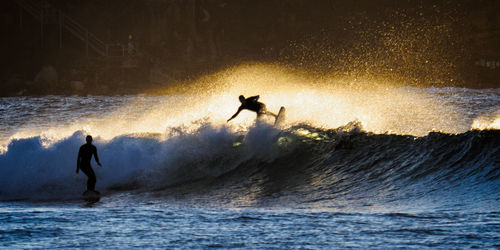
[154,124,500,210]
[1,122,498,210]
[0,125,242,200]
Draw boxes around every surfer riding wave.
[227,95,277,122]
[76,135,102,192]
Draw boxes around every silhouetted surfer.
[227,95,277,122]
[76,135,102,192]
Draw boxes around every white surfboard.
[274,106,286,127]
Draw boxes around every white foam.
[0,123,283,200]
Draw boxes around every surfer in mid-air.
[227,95,277,122]
[76,135,102,193]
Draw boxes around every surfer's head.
[239,95,245,103]
[86,135,93,144]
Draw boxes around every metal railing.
[16,0,108,57]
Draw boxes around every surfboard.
[82,190,101,202]
[274,106,286,127]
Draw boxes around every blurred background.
[1,0,499,96]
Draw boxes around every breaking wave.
[1,121,498,210]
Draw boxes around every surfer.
[76,135,102,192]
[227,95,277,122]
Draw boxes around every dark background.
[1,0,499,95]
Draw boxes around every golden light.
[3,62,480,150]
[471,111,500,130]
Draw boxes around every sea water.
[0,85,499,248]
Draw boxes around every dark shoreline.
[1,0,499,96]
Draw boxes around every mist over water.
[2,64,498,147]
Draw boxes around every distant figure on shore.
[227,95,277,122]
[127,34,135,56]
[76,135,102,192]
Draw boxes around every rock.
[70,81,85,92]
[34,65,58,90]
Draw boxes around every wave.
[0,122,499,207]
[0,124,246,200]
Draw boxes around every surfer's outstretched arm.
[227,107,243,122]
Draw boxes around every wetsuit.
[228,95,275,121]
[77,143,100,191]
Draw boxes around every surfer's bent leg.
[80,166,97,191]
[266,111,277,117]
[259,110,277,118]
[258,104,277,118]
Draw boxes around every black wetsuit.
[241,98,266,114]
[77,144,100,191]
[228,96,269,121]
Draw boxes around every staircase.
[16,0,108,57]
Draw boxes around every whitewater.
[0,65,499,248]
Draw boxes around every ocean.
[0,84,499,248]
